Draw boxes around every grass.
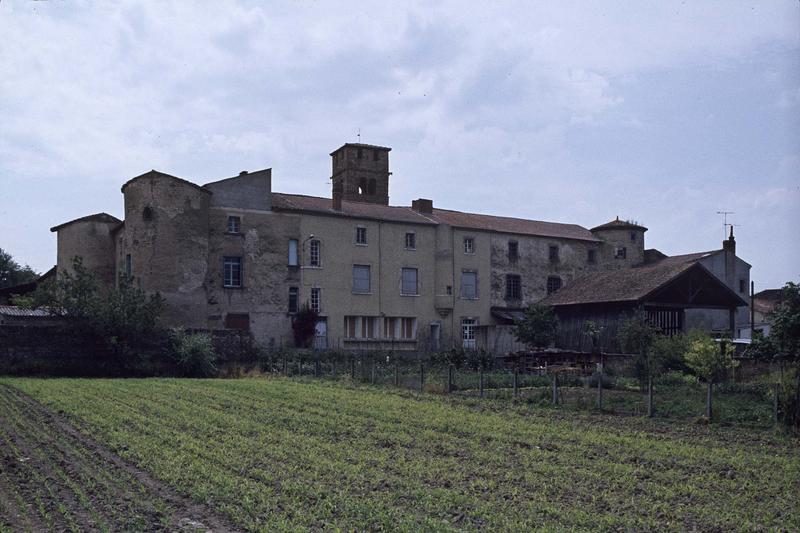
[3,377,799,531]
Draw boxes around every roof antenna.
[716,210,734,240]
[357,128,361,143]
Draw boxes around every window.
[383,317,417,340]
[345,316,378,339]
[353,265,371,294]
[310,287,321,313]
[405,232,416,250]
[225,313,250,331]
[142,206,153,221]
[357,148,363,159]
[615,247,627,259]
[462,318,477,349]
[549,245,559,263]
[446,285,452,295]
[368,178,376,195]
[461,271,478,299]
[401,268,418,295]
[288,239,298,266]
[227,216,241,233]
[508,241,519,263]
[630,232,637,242]
[309,239,321,266]
[373,149,379,161]
[288,287,299,313]
[463,237,474,254]
[125,254,132,279]
[587,249,596,264]
[358,178,367,195]
[355,226,368,245]
[506,274,521,300]
[739,279,746,294]
[547,276,562,295]
[223,257,242,288]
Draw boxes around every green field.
[2,377,798,531]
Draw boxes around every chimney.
[412,198,433,214]
[723,225,736,255]
[332,178,343,211]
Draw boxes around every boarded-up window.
[353,265,371,293]
[401,268,418,295]
[225,313,250,331]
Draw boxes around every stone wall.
[0,325,114,376]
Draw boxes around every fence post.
[332,359,336,378]
[371,357,376,385]
[773,382,779,426]
[283,353,288,375]
[513,368,518,398]
[419,362,425,392]
[479,367,484,398]
[297,355,302,376]
[552,373,559,405]
[448,365,454,393]
[350,356,356,381]
[596,363,603,410]
[394,361,399,387]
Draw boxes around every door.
[313,319,327,350]
[462,318,477,349]
[430,323,441,351]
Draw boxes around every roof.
[330,143,392,155]
[203,168,271,187]
[429,208,601,242]
[121,170,212,195]
[591,217,648,232]
[541,253,746,307]
[272,193,436,225]
[272,193,602,240]
[0,305,52,317]
[50,213,121,232]
[753,289,783,302]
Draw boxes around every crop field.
[1,377,798,531]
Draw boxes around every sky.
[1,1,798,289]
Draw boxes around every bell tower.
[330,143,391,206]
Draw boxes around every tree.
[292,304,319,348]
[513,303,558,350]
[18,256,165,370]
[0,248,38,289]
[684,336,736,421]
[750,282,800,429]
[617,311,662,417]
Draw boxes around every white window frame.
[223,256,242,288]
[227,215,241,234]
[352,264,371,294]
[463,237,475,254]
[355,226,368,245]
[309,239,321,267]
[310,287,321,313]
[462,318,477,349]
[401,267,419,296]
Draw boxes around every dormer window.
[227,216,241,234]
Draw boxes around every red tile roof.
[428,208,600,242]
[271,193,435,225]
[273,193,601,241]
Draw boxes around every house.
[49,142,751,352]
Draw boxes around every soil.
[0,384,240,532]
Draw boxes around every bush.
[584,372,615,390]
[171,330,218,377]
[658,370,699,386]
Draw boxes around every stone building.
[50,142,751,351]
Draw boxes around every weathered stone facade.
[51,142,752,349]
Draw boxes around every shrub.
[514,304,558,349]
[658,370,698,386]
[292,305,318,348]
[171,330,218,377]
[585,372,615,390]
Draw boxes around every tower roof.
[591,217,648,232]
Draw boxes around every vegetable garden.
[1,377,797,531]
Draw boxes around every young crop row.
[5,377,799,531]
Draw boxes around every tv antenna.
[716,211,735,239]
[357,128,361,143]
